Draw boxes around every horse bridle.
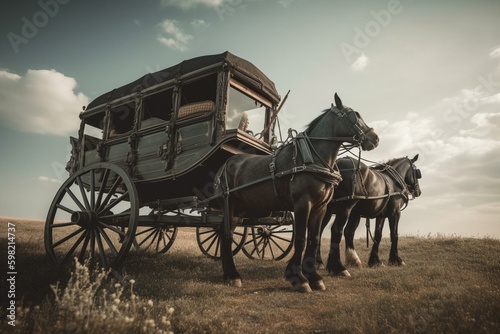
[326,106,374,146]
[389,157,422,199]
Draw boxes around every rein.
[206,105,369,205]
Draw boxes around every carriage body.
[68,51,280,204]
[46,52,294,271]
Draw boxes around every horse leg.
[326,210,350,276]
[221,196,242,287]
[316,203,333,268]
[368,217,385,267]
[303,207,328,291]
[388,212,405,266]
[285,204,311,293]
[344,215,362,268]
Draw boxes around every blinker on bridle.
[330,104,373,144]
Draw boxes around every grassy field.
[1,217,499,333]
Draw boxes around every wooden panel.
[136,131,169,180]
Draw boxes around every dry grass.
[1,217,499,333]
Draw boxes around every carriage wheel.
[196,226,247,260]
[45,162,139,270]
[133,224,178,254]
[242,214,295,261]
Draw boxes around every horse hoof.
[293,282,313,293]
[311,280,326,291]
[227,278,242,287]
[332,270,351,277]
[389,261,405,267]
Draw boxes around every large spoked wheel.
[196,226,247,260]
[243,213,295,261]
[133,224,178,254]
[45,162,139,270]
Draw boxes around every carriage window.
[84,122,102,139]
[227,86,267,135]
[109,103,135,137]
[142,88,173,128]
[180,74,217,106]
[84,112,105,138]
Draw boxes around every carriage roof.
[82,51,280,116]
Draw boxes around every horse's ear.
[334,93,343,109]
[411,154,419,162]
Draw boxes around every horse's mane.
[371,157,405,170]
[383,157,405,165]
[305,109,330,134]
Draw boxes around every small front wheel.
[133,224,177,254]
[242,213,295,261]
[196,226,247,260]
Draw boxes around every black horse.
[214,94,379,292]
[317,155,422,276]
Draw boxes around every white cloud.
[38,176,61,184]
[160,0,228,10]
[459,111,500,140]
[191,19,209,29]
[351,53,369,72]
[279,0,296,7]
[157,19,193,52]
[489,46,500,59]
[0,69,88,136]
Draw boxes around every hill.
[1,218,499,333]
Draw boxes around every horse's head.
[389,154,422,198]
[331,93,379,151]
[406,154,422,198]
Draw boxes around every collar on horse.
[268,129,343,200]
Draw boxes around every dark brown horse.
[317,155,422,276]
[214,94,379,292]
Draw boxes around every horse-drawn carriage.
[44,51,379,292]
[44,52,294,271]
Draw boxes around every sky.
[1,0,499,238]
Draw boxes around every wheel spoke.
[200,231,217,245]
[89,229,96,262]
[98,221,127,238]
[95,230,108,268]
[77,230,91,263]
[267,239,276,259]
[95,168,111,210]
[100,191,129,214]
[51,221,78,228]
[56,203,75,215]
[267,233,292,243]
[52,227,86,248]
[205,233,219,255]
[137,228,157,247]
[65,186,86,212]
[60,231,87,265]
[269,236,287,254]
[97,225,118,257]
[97,175,123,212]
[76,176,91,210]
[90,170,96,210]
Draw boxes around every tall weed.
[12,258,174,333]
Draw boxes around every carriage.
[44,52,295,271]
